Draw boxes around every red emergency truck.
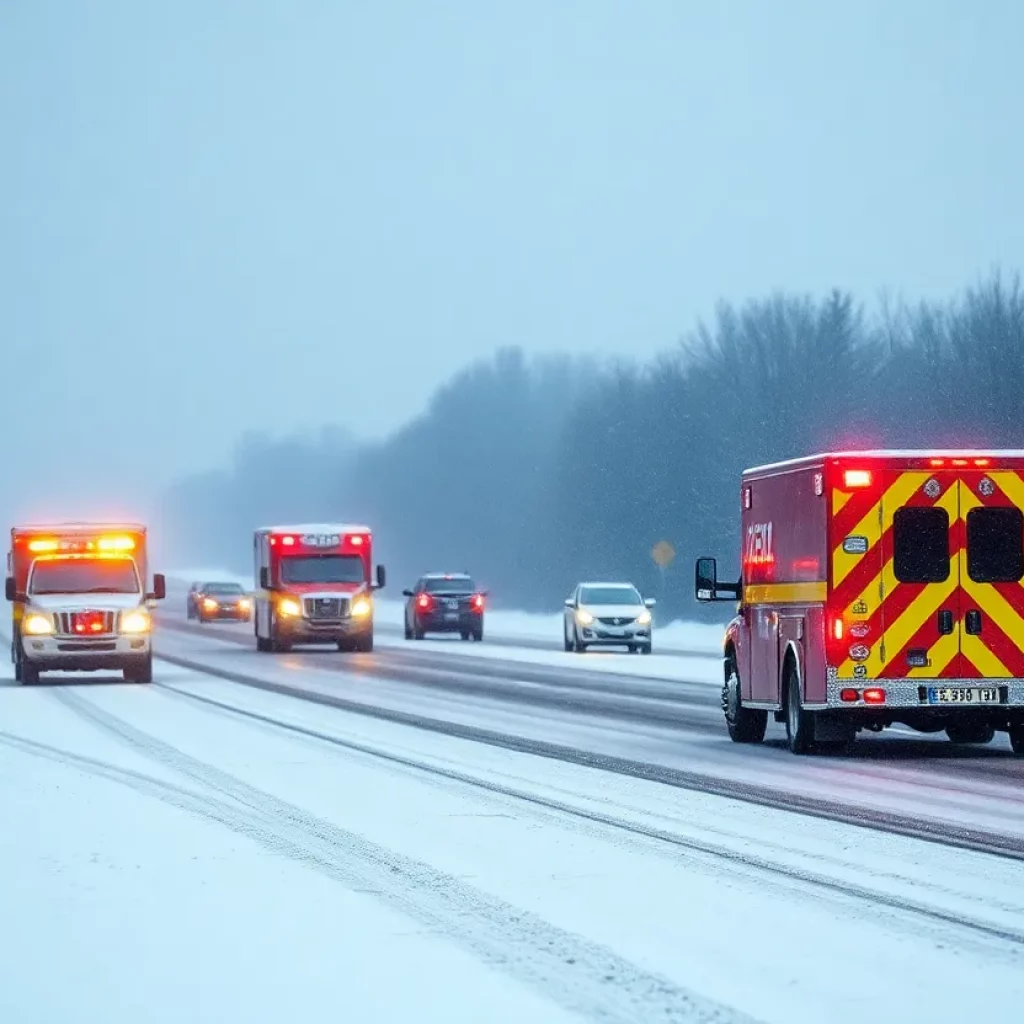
[695,450,1024,754]
[253,523,385,653]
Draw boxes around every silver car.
[563,581,655,654]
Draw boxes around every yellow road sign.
[651,540,676,568]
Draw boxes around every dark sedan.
[188,581,252,623]
[402,573,486,641]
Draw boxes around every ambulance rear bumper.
[824,674,1024,710]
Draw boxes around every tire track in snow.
[48,686,764,1024]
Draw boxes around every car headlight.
[575,609,594,626]
[121,609,151,634]
[278,597,302,618]
[238,598,252,610]
[351,597,371,618]
[202,597,219,611]
[23,612,54,636]
[636,609,652,626]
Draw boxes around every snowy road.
[4,612,1024,1022]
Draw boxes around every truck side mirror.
[375,565,386,590]
[259,567,271,590]
[5,576,16,603]
[148,574,166,601]
[695,557,740,602]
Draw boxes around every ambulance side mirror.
[149,574,166,601]
[695,557,740,602]
[374,565,386,590]
[5,577,20,603]
[259,567,271,590]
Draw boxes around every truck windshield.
[280,555,365,585]
[29,558,141,595]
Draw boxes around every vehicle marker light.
[832,618,844,641]
[974,458,991,466]
[23,613,53,636]
[843,470,872,489]
[929,458,945,467]
[282,536,295,546]
[28,539,58,553]
[863,687,886,705]
[952,459,968,467]
[97,535,135,551]
[840,688,859,703]
[348,535,364,546]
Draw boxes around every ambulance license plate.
[927,687,999,705]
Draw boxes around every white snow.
[2,661,1023,1024]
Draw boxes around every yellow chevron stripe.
[983,473,1024,611]
[831,472,930,589]
[744,582,826,605]
[832,489,852,515]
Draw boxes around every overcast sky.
[2,0,1022,521]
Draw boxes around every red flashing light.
[840,688,859,703]
[471,594,485,612]
[863,687,886,705]
[832,618,844,641]
[952,459,968,467]
[929,458,945,467]
[974,458,991,467]
[416,594,433,611]
[843,469,872,489]
[349,535,364,546]
[282,536,295,546]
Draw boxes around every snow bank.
[165,569,727,655]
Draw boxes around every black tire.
[355,632,373,653]
[124,654,153,684]
[640,643,652,655]
[404,618,412,640]
[722,662,767,743]
[573,627,587,653]
[21,659,39,685]
[472,626,483,642]
[412,618,425,640]
[460,631,470,641]
[1009,724,1024,755]
[946,723,996,745]
[256,635,272,652]
[784,665,816,754]
[563,629,573,652]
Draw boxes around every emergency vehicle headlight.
[351,597,371,617]
[23,612,54,636]
[121,609,151,634]
[576,609,594,626]
[635,609,652,626]
[278,597,302,618]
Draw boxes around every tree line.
[158,271,1024,622]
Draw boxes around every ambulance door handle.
[965,609,983,635]
[937,610,954,635]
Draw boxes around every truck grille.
[56,611,116,635]
[303,597,350,621]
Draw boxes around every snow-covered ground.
[2,656,1024,1023]
[166,568,728,655]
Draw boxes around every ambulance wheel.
[21,660,40,685]
[256,635,272,652]
[946,722,996,745]
[722,661,767,743]
[1009,724,1024,755]
[124,654,153,684]
[352,633,373,653]
[784,665,816,754]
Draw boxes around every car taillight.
[471,594,484,612]
[416,594,433,610]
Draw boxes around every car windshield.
[579,585,642,605]
[29,558,141,595]
[425,577,476,593]
[204,582,244,595]
[280,554,365,585]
